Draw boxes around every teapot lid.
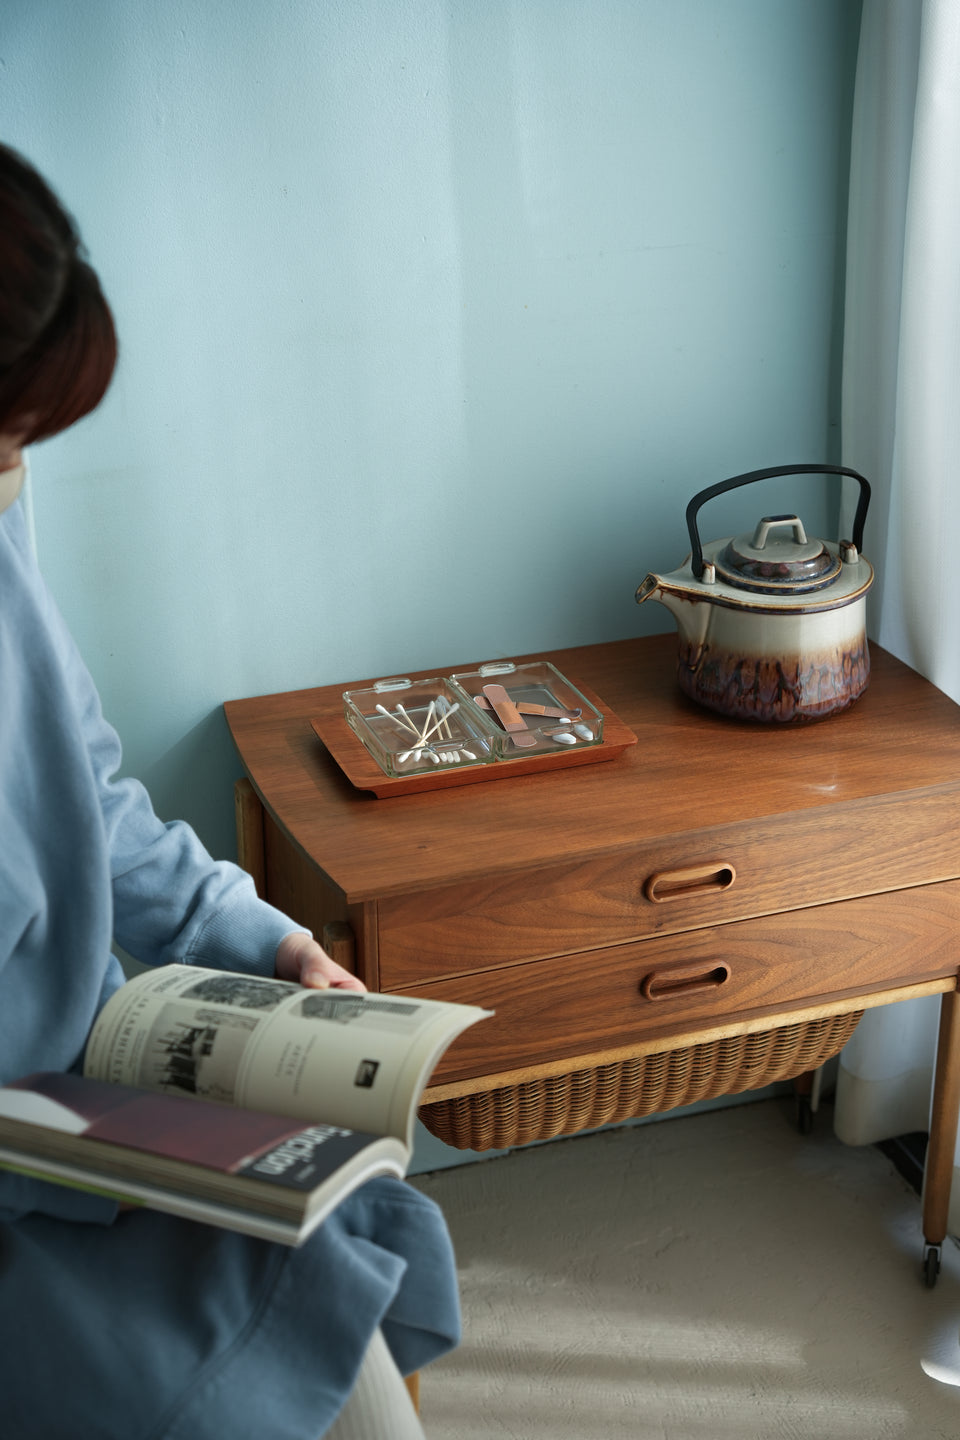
[713,514,842,595]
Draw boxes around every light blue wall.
[2,0,858,863]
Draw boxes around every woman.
[0,143,458,1440]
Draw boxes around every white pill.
[573,724,593,740]
[462,750,477,760]
[552,732,577,745]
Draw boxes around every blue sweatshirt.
[0,496,459,1438]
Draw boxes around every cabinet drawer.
[400,880,960,1085]
[377,786,960,987]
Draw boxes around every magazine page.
[84,966,490,1147]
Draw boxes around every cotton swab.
[436,695,455,740]
[395,703,422,736]
[392,695,466,767]
[414,701,437,746]
[416,702,461,747]
[377,702,420,737]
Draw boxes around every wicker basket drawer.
[418,1011,864,1150]
[377,787,960,987]
[401,878,960,1086]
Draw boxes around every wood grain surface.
[403,879,960,1084]
[225,636,960,904]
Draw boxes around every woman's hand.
[274,931,366,992]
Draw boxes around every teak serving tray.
[310,676,637,797]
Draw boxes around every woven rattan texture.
[418,1011,863,1150]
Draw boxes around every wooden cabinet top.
[224,635,960,903]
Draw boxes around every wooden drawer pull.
[644,862,736,903]
[641,962,731,1001]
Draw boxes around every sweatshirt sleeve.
[96,703,304,978]
[56,573,308,979]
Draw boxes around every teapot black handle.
[685,464,871,580]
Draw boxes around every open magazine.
[0,965,490,1246]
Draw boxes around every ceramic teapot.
[635,464,873,723]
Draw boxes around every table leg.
[793,1068,816,1134]
[234,777,266,898]
[321,920,356,971]
[922,988,960,1286]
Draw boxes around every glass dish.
[448,660,604,758]
[343,676,498,779]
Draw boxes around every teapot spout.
[635,573,689,622]
[635,573,711,668]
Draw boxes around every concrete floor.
[412,1098,960,1439]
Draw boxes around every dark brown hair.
[0,144,117,443]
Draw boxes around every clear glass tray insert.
[343,676,498,779]
[448,660,604,758]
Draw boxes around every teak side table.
[225,634,960,1286]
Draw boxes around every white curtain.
[835,0,960,1232]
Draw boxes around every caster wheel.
[923,1245,941,1289]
